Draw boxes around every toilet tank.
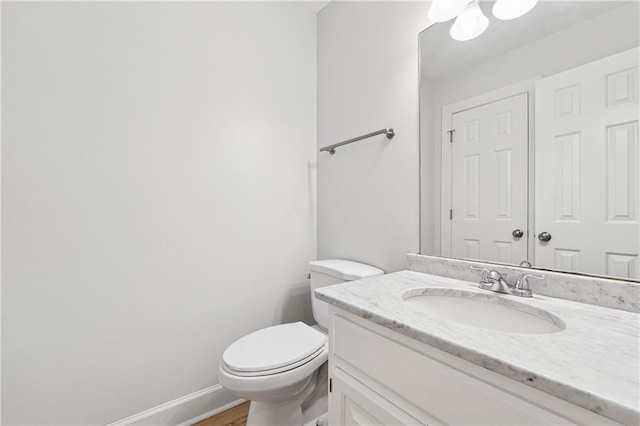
[309,259,384,330]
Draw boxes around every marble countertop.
[315,270,640,425]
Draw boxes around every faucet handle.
[516,273,545,288]
[514,273,545,297]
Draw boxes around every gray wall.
[1,2,316,424]
[317,1,428,273]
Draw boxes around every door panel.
[450,93,529,263]
[535,48,639,279]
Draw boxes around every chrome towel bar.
[319,128,395,155]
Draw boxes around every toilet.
[218,259,384,426]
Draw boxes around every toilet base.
[301,363,328,424]
[247,399,304,426]
[245,363,328,426]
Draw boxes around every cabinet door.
[329,368,426,426]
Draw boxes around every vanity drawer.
[331,312,619,425]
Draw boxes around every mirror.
[419,1,639,281]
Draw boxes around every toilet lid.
[223,322,327,373]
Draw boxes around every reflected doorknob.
[538,232,552,242]
[512,229,524,238]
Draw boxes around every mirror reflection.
[419,1,639,281]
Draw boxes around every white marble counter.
[315,270,640,425]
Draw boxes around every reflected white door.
[450,93,529,263]
[535,48,639,279]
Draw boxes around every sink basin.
[402,288,565,334]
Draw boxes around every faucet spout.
[470,265,544,298]
[485,270,512,294]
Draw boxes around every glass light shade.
[493,0,539,20]
[450,1,489,41]
[428,0,469,23]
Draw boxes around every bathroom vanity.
[315,265,639,425]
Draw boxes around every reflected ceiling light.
[428,0,469,23]
[450,0,489,41]
[493,0,539,20]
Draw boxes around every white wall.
[317,1,428,273]
[1,2,316,424]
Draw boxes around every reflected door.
[449,93,529,263]
[534,48,639,279]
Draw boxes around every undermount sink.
[402,288,565,334]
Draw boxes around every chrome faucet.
[470,265,544,298]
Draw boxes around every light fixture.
[450,0,489,41]
[428,0,469,23]
[493,0,539,20]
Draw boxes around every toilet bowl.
[218,259,384,426]
[218,323,328,425]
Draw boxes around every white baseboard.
[108,384,245,426]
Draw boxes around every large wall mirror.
[420,1,639,281]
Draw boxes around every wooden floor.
[195,402,250,426]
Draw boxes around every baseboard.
[107,384,244,426]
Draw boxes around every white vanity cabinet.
[327,307,620,426]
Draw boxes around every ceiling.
[420,1,632,81]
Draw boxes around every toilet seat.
[222,345,326,377]
[222,322,327,377]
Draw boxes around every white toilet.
[218,259,384,426]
